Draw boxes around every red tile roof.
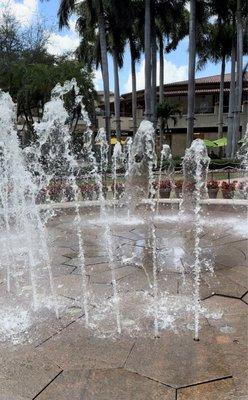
[172,73,248,85]
[122,73,248,97]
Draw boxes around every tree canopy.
[0,11,97,134]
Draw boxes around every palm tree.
[106,0,126,141]
[58,0,111,142]
[197,20,233,156]
[144,0,152,120]
[186,0,196,147]
[124,1,144,135]
[186,0,209,147]
[156,1,188,149]
[227,34,236,158]
[151,22,157,126]
[232,0,244,157]
[157,101,182,147]
[129,34,142,134]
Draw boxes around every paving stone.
[125,330,231,388]
[83,368,175,400]
[201,271,248,300]
[202,296,248,317]
[54,274,90,300]
[177,378,237,400]
[84,262,110,275]
[90,266,136,285]
[203,314,248,399]
[0,389,28,400]
[0,345,61,399]
[35,369,89,400]
[39,321,135,370]
[222,268,248,289]
[242,292,248,304]
[214,247,247,270]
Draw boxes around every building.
[96,73,248,156]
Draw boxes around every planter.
[174,187,182,198]
[159,188,171,199]
[80,185,96,201]
[102,186,108,199]
[221,189,235,199]
[237,183,248,199]
[36,189,47,204]
[49,193,63,202]
[65,186,75,202]
[208,188,219,199]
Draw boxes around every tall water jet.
[125,121,157,213]
[95,128,121,333]
[0,90,58,315]
[237,124,248,199]
[124,137,133,220]
[31,80,89,324]
[156,144,174,213]
[95,128,109,184]
[125,121,158,336]
[124,137,133,171]
[112,141,123,217]
[182,139,210,340]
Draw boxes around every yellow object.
[110,137,126,145]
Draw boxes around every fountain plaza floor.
[0,206,247,400]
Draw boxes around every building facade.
[96,74,248,156]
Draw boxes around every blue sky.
[2,0,248,94]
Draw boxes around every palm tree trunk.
[97,0,111,142]
[151,29,157,126]
[227,39,236,158]
[159,35,164,150]
[218,54,225,157]
[232,0,243,157]
[144,0,152,120]
[186,0,196,147]
[130,42,137,135]
[113,51,121,141]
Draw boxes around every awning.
[203,139,218,148]
[213,137,227,147]
[203,137,227,148]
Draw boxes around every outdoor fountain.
[125,120,157,213]
[28,79,90,324]
[238,123,248,198]
[1,79,247,347]
[0,90,58,316]
[182,139,210,340]
[156,143,174,213]
[112,140,123,217]
[94,128,122,333]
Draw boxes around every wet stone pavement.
[0,207,247,399]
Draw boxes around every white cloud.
[47,31,80,56]
[46,18,80,56]
[93,69,102,91]
[0,0,38,26]
[0,1,80,56]
[124,58,188,94]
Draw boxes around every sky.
[1,0,247,94]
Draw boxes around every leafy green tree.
[197,21,233,156]
[121,0,144,135]
[155,0,188,148]
[0,12,96,146]
[59,0,111,141]
[187,0,210,147]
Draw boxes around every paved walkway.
[0,208,247,399]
